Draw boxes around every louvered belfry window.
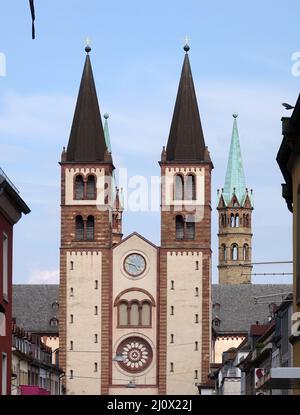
[174,175,184,200]
[186,215,195,240]
[175,215,184,239]
[87,175,96,200]
[185,175,196,200]
[75,216,84,240]
[75,175,84,200]
[86,216,95,241]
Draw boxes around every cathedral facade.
[59,45,212,395]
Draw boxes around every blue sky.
[0,0,298,284]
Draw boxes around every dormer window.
[50,317,59,327]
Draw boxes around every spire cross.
[85,37,92,47]
[185,35,190,46]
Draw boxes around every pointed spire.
[103,113,112,153]
[165,45,208,162]
[223,114,247,205]
[66,47,108,162]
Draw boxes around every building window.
[170,362,174,373]
[3,233,8,301]
[118,301,129,326]
[70,370,73,379]
[86,216,95,241]
[170,334,174,343]
[2,353,7,395]
[174,175,184,200]
[141,302,151,326]
[94,334,98,344]
[70,261,74,270]
[195,261,199,270]
[94,363,98,372]
[75,216,84,241]
[195,287,199,297]
[130,302,139,326]
[186,216,195,240]
[70,314,74,324]
[87,175,96,200]
[194,370,198,380]
[95,280,98,290]
[195,314,199,323]
[185,174,196,200]
[195,341,198,351]
[171,306,174,316]
[175,215,184,239]
[94,306,98,316]
[52,301,59,311]
[230,214,235,227]
[231,244,238,261]
[243,244,249,261]
[75,175,84,200]
[171,280,174,290]
[235,214,239,227]
[70,341,73,350]
[0,311,6,337]
[70,287,74,297]
[221,244,227,261]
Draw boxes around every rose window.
[116,337,153,373]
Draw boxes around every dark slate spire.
[66,47,107,162]
[166,47,208,162]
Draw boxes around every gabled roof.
[165,50,209,163]
[113,231,158,250]
[66,49,107,162]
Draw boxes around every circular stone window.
[116,337,153,373]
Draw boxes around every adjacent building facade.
[59,44,212,395]
[0,169,30,395]
[277,95,300,377]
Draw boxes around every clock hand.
[127,261,138,269]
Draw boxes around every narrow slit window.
[194,370,198,380]
[70,370,73,379]
[195,261,199,270]
[94,334,98,343]
[171,280,174,290]
[195,287,199,297]
[75,175,84,200]
[70,314,74,324]
[94,306,98,316]
[170,334,174,343]
[170,363,174,373]
[70,341,73,350]
[70,261,74,270]
[195,341,198,351]
[195,314,199,323]
[95,280,98,290]
[94,363,98,372]
[170,306,174,316]
[75,216,84,241]
[70,288,74,297]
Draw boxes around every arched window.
[141,302,151,326]
[245,214,249,227]
[176,215,184,239]
[235,214,239,227]
[86,216,95,241]
[87,175,96,200]
[75,175,84,200]
[186,215,195,240]
[185,175,196,200]
[221,244,227,261]
[75,216,84,240]
[174,175,184,200]
[231,244,238,261]
[230,214,235,228]
[130,302,139,326]
[118,302,128,326]
[243,244,249,261]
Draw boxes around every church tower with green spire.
[217,114,253,284]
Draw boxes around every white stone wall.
[166,251,203,395]
[66,251,102,395]
[164,167,205,206]
[214,336,245,364]
[112,234,158,388]
[65,167,106,205]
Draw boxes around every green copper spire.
[222,113,247,205]
[103,113,112,153]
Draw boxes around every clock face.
[124,253,146,277]
[116,337,153,373]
